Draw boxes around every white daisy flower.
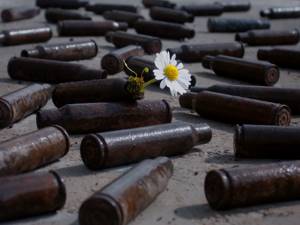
[153,51,191,96]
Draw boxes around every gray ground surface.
[1,0,300,224]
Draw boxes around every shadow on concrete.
[4,212,57,225]
[205,152,284,165]
[173,111,234,133]
[56,164,97,177]
[56,164,131,178]
[174,201,300,220]
[99,45,115,51]
[0,77,29,85]
[194,71,247,85]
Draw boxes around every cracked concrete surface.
[1,0,300,224]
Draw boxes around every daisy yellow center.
[164,64,178,81]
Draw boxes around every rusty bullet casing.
[167,42,244,63]
[52,78,144,108]
[21,40,98,61]
[236,29,300,46]
[45,8,92,23]
[125,56,197,87]
[85,3,138,14]
[134,20,195,40]
[0,126,69,176]
[214,1,251,12]
[79,157,173,225]
[258,48,300,69]
[36,0,88,9]
[81,122,211,170]
[190,84,300,114]
[142,0,176,8]
[101,45,145,74]
[202,55,279,86]
[261,7,300,19]
[8,57,107,83]
[36,100,172,134]
[0,84,52,128]
[235,125,300,159]
[0,171,66,221]
[0,27,52,46]
[150,7,194,24]
[58,20,128,36]
[105,31,162,54]
[193,91,291,126]
[205,161,300,210]
[1,7,40,22]
[207,18,270,32]
[180,3,224,16]
[103,10,144,27]
[179,92,197,109]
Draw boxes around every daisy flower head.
[153,51,191,96]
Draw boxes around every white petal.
[178,73,191,84]
[179,70,192,81]
[165,78,172,89]
[173,81,187,95]
[170,54,177,66]
[160,78,167,89]
[176,62,184,69]
[153,69,165,80]
[177,78,189,89]
[155,51,168,69]
[154,56,164,70]
[162,51,170,66]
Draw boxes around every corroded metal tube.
[142,0,176,8]
[103,10,144,27]
[207,18,270,32]
[235,125,300,159]
[36,0,88,9]
[134,20,195,40]
[79,157,173,225]
[150,7,194,24]
[80,122,211,170]
[202,55,279,86]
[21,40,98,61]
[236,29,300,46]
[36,100,172,134]
[215,1,251,12]
[261,7,300,19]
[190,84,300,114]
[0,126,69,176]
[125,56,197,87]
[52,78,143,108]
[205,161,300,210]
[179,92,197,109]
[194,91,291,126]
[257,48,300,69]
[101,45,145,74]
[45,8,92,23]
[0,171,66,222]
[1,7,40,22]
[85,3,138,14]
[8,57,107,83]
[58,20,128,36]
[167,42,244,63]
[0,84,52,128]
[105,31,162,54]
[0,27,52,46]
[180,3,224,16]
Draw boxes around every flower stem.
[123,60,138,77]
[143,78,157,88]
